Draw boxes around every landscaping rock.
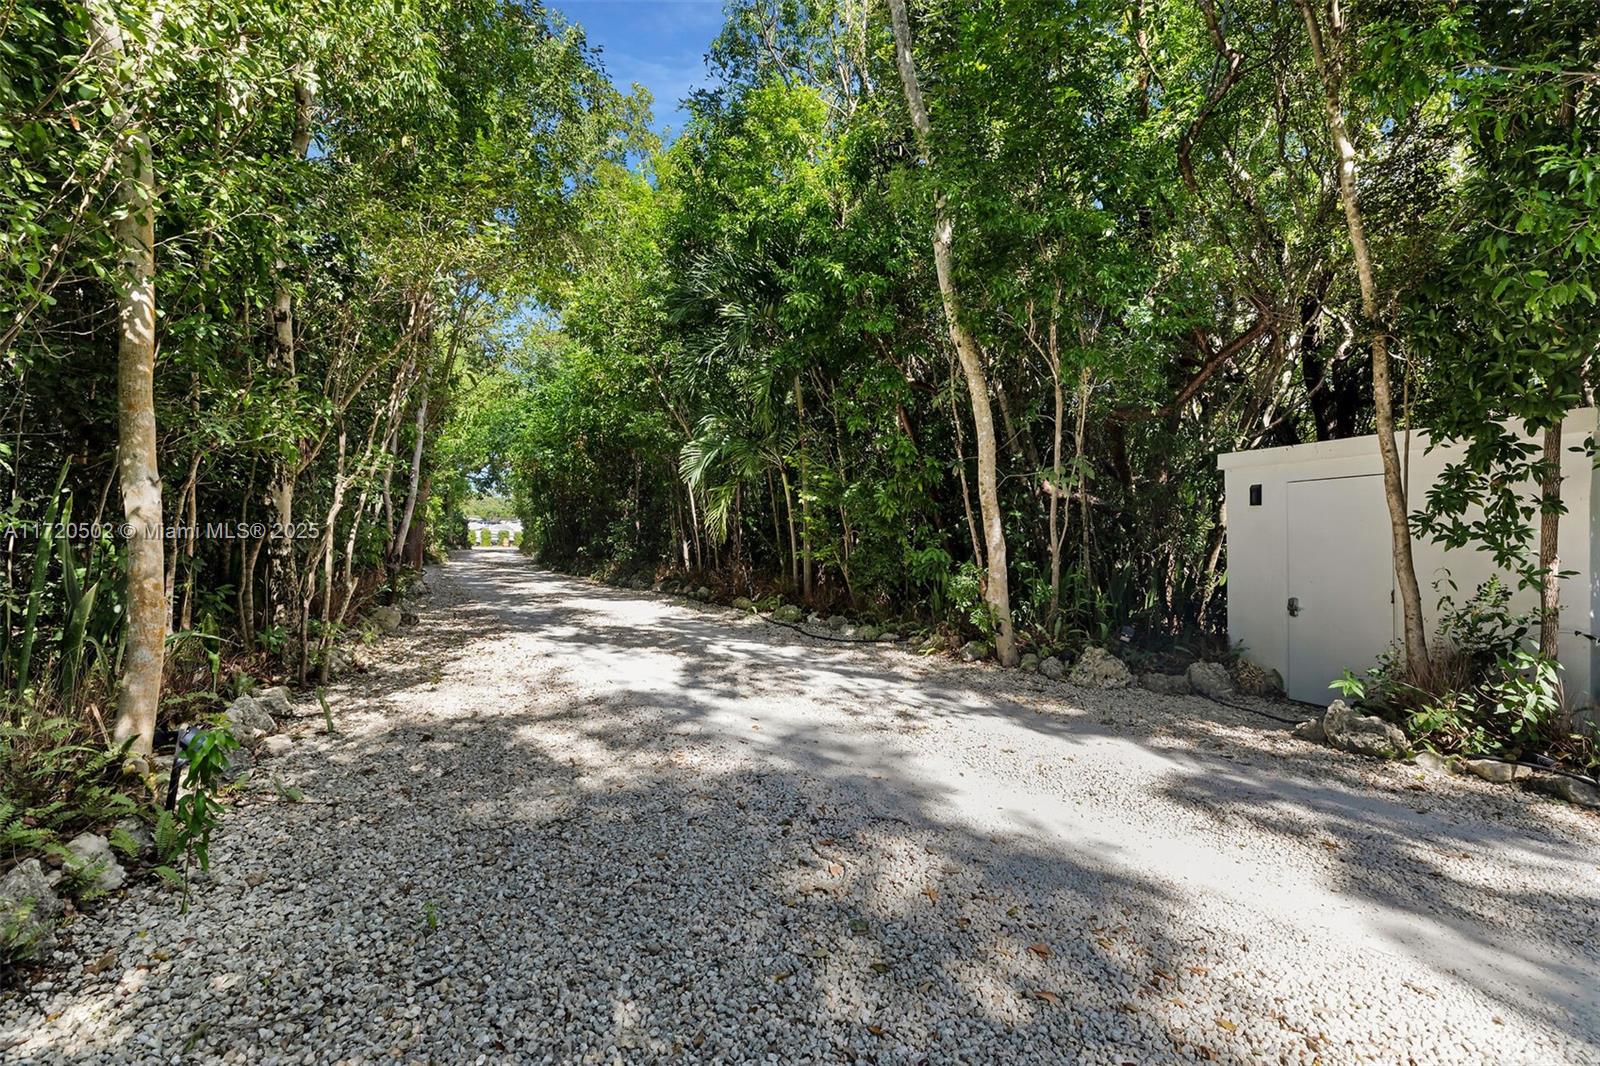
[64,832,125,894]
[694,586,712,601]
[370,604,403,633]
[771,605,804,624]
[1291,716,1325,743]
[224,695,276,745]
[112,817,154,858]
[731,597,756,612]
[1464,759,1527,785]
[262,735,295,757]
[221,744,255,784]
[1322,700,1410,759]
[1019,653,1039,672]
[1067,647,1130,688]
[1414,751,1462,776]
[1526,774,1600,809]
[1039,656,1066,681]
[960,641,991,662]
[876,632,900,643]
[254,685,293,718]
[1141,672,1192,696]
[1234,658,1284,697]
[857,625,880,641]
[827,616,850,630]
[0,859,64,961]
[1185,661,1236,699]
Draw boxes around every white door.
[1285,475,1396,704]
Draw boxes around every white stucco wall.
[1220,409,1598,708]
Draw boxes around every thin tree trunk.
[1298,0,1430,675]
[794,377,814,599]
[89,2,164,757]
[780,467,800,592]
[165,450,200,628]
[1537,418,1563,659]
[887,0,1017,664]
[950,370,984,572]
[392,389,428,572]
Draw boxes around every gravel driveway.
[5,549,1598,1064]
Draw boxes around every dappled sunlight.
[7,551,1596,1064]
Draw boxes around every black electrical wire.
[762,614,899,644]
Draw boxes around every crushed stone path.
[4,548,1598,1064]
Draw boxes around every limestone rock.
[1414,751,1461,776]
[1141,672,1192,696]
[1526,773,1600,809]
[262,735,295,757]
[856,625,880,641]
[0,859,64,961]
[64,832,125,894]
[827,616,850,631]
[370,604,402,633]
[1019,653,1039,672]
[959,641,990,663]
[254,685,293,718]
[112,816,154,858]
[1464,759,1526,785]
[694,586,712,601]
[1068,647,1131,689]
[1322,700,1410,760]
[1291,716,1325,743]
[731,597,756,612]
[224,695,276,745]
[1039,656,1066,681]
[771,605,804,624]
[1185,661,1236,699]
[1234,659,1285,697]
[876,632,900,643]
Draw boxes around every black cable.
[761,614,897,644]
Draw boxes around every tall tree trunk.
[887,0,1017,664]
[89,2,164,757]
[1298,0,1430,675]
[266,76,315,639]
[1537,418,1563,659]
[794,377,814,599]
[392,389,428,574]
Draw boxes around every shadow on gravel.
[10,550,1594,1062]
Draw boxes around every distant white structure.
[467,517,522,540]
[1220,409,1598,707]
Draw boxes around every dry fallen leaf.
[866,1024,885,1036]
[773,971,794,982]
[825,862,845,877]
[1027,942,1051,960]
[1187,965,1209,976]
[1215,1017,1237,1033]
[1033,990,1061,1005]
[923,887,939,905]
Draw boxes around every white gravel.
[4,548,1598,1064]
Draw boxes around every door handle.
[1287,596,1301,617]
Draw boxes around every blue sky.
[550,1,726,140]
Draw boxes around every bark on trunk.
[1298,0,1431,675]
[89,2,164,758]
[1538,419,1563,659]
[266,76,315,639]
[887,0,1017,664]
[391,389,428,572]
